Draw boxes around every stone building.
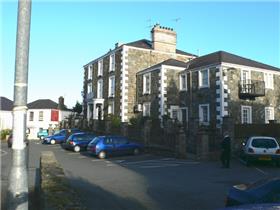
[136,51,280,127]
[136,59,187,122]
[83,24,197,122]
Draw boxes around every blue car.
[225,177,280,207]
[42,128,81,144]
[63,132,96,152]
[87,136,144,159]
[37,129,48,140]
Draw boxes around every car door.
[103,137,115,155]
[114,137,130,155]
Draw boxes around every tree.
[72,101,83,114]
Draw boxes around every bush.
[0,129,11,140]
[111,116,121,128]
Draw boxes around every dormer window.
[98,59,103,76]
[109,54,115,72]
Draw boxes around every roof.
[126,39,197,57]
[186,51,280,71]
[28,99,58,109]
[27,99,70,111]
[0,97,13,111]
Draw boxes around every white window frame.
[108,75,115,97]
[199,69,209,88]
[39,111,44,121]
[241,69,251,83]
[264,72,274,89]
[87,83,92,94]
[143,102,151,117]
[88,65,92,80]
[97,79,103,98]
[199,104,210,125]
[179,73,187,91]
[170,106,180,120]
[98,59,103,76]
[241,105,252,124]
[265,107,274,123]
[29,111,34,121]
[143,73,151,94]
[179,107,188,123]
[109,54,115,72]
[108,102,114,115]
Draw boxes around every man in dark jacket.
[221,134,231,168]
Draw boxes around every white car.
[241,136,280,166]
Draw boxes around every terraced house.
[83,24,197,122]
[136,51,280,127]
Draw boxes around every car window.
[73,135,87,141]
[89,137,100,145]
[104,138,114,145]
[114,137,128,145]
[252,138,277,148]
[86,134,96,140]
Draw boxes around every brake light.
[248,148,254,153]
[276,149,280,154]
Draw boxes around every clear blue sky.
[1,1,279,108]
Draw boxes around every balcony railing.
[238,80,265,99]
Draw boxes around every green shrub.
[0,129,11,140]
[111,116,121,128]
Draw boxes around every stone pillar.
[196,129,209,160]
[176,126,187,158]
[143,120,151,146]
[121,122,128,137]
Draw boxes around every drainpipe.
[8,1,31,210]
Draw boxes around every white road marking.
[91,159,102,162]
[78,156,86,159]
[107,164,116,167]
[0,150,8,156]
[67,153,79,155]
[255,167,267,175]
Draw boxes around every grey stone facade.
[83,25,196,122]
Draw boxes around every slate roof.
[137,58,187,75]
[27,99,70,111]
[126,39,197,57]
[0,97,13,111]
[186,51,280,71]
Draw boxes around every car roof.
[249,136,276,139]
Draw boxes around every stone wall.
[226,67,280,124]
[125,48,191,120]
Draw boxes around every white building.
[27,97,72,139]
[0,97,13,130]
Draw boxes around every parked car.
[63,132,96,152]
[87,136,144,159]
[225,177,280,207]
[219,203,280,210]
[240,136,280,166]
[42,128,81,144]
[7,134,29,148]
[37,129,49,140]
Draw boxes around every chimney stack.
[58,96,64,110]
[151,24,177,53]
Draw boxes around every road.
[1,140,279,210]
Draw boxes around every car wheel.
[98,151,106,159]
[74,145,80,153]
[133,148,140,155]
[50,139,56,145]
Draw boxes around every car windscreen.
[88,137,100,145]
[251,138,277,148]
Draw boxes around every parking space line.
[255,167,267,175]
[91,159,102,162]
[67,153,79,155]
[78,156,86,159]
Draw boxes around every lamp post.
[8,0,31,209]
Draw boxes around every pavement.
[1,140,279,210]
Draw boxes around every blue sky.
[1,1,279,107]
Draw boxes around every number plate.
[259,156,271,161]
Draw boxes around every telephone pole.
[8,0,31,209]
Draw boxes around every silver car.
[241,136,280,166]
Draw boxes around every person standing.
[220,133,231,168]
